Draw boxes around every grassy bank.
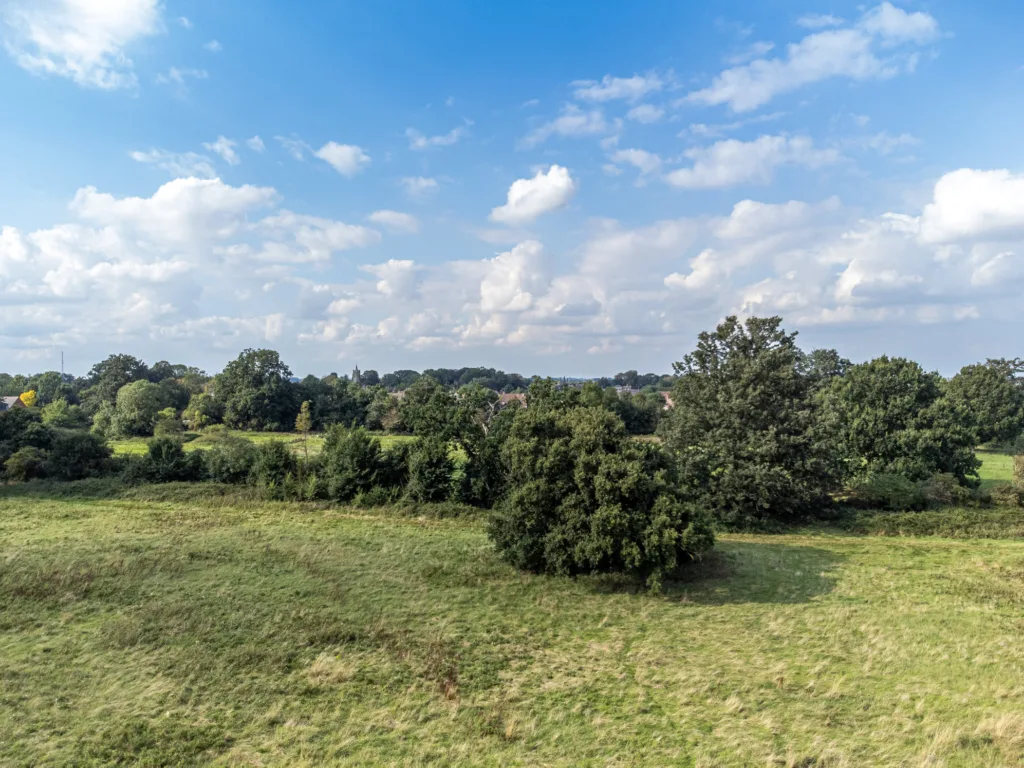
[1,484,1023,766]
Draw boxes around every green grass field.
[109,431,416,457]
[1,483,1023,766]
[977,448,1015,489]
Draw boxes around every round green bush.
[487,405,714,591]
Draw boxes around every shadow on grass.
[585,540,845,605]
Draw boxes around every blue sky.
[2,0,1024,377]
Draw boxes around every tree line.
[0,353,671,438]
[2,315,1022,589]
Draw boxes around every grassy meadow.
[977,448,1015,489]
[109,431,416,457]
[1,474,1024,766]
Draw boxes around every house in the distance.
[497,392,527,409]
[0,396,26,412]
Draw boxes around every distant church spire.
[351,363,361,386]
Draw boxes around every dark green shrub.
[143,437,204,483]
[4,446,47,481]
[819,356,979,485]
[320,425,382,501]
[0,407,53,464]
[44,430,112,481]
[488,405,714,591]
[248,440,297,489]
[376,443,411,490]
[458,407,518,508]
[407,437,453,503]
[847,473,925,511]
[917,473,974,507]
[204,436,257,484]
[458,438,506,507]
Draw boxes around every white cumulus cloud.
[920,169,1024,243]
[368,210,419,233]
[490,165,577,225]
[1,0,162,89]
[665,135,839,188]
[314,142,371,176]
[686,2,941,112]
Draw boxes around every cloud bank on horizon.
[1,0,1023,375]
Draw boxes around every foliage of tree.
[215,349,299,431]
[0,407,53,465]
[204,436,257,484]
[818,356,980,484]
[19,390,37,408]
[380,369,421,390]
[23,371,76,405]
[488,403,714,591]
[320,425,383,501]
[153,407,184,437]
[3,446,47,482]
[83,354,150,409]
[112,380,170,437]
[297,375,373,429]
[295,400,313,465]
[801,348,851,388]
[945,361,1024,444]
[661,316,843,529]
[140,437,203,483]
[365,387,401,432]
[458,405,518,507]
[407,437,454,502]
[156,378,191,412]
[41,397,88,429]
[44,431,112,481]
[399,376,460,439]
[248,440,298,489]
[183,393,222,430]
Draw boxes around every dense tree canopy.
[661,316,843,528]
[84,354,151,408]
[819,356,980,484]
[945,361,1024,445]
[214,349,299,431]
[111,380,170,437]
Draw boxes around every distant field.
[977,449,1015,488]
[0,483,1022,766]
[110,430,416,457]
